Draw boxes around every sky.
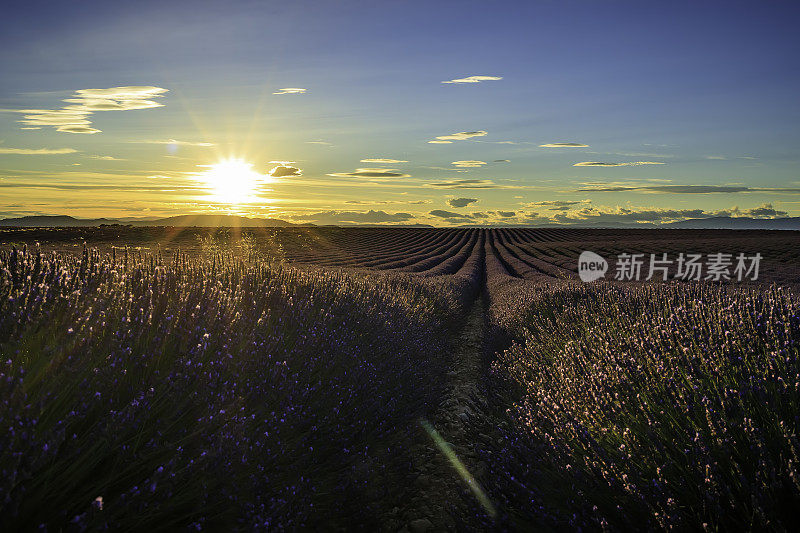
[1,0,799,226]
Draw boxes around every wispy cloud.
[427,179,500,189]
[448,197,478,208]
[131,138,214,147]
[574,161,666,167]
[529,200,590,207]
[0,182,205,192]
[428,131,487,144]
[539,142,589,148]
[58,126,103,134]
[345,199,431,205]
[327,168,411,178]
[88,155,126,160]
[579,184,800,194]
[65,86,167,105]
[2,86,168,134]
[273,88,307,95]
[441,75,502,84]
[0,147,78,155]
[268,165,302,177]
[452,160,486,168]
[360,158,408,163]
[306,140,332,145]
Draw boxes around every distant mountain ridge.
[663,216,800,230]
[0,215,122,227]
[0,214,298,228]
[2,214,800,229]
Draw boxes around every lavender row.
[0,244,462,529]
[480,277,800,529]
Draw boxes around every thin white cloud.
[441,75,503,84]
[3,86,168,134]
[540,142,589,148]
[573,161,666,167]
[306,140,332,145]
[327,168,411,178]
[578,184,800,194]
[360,158,408,163]
[71,86,167,101]
[273,88,307,95]
[53,125,102,134]
[132,139,214,146]
[433,131,487,141]
[345,199,431,205]
[452,160,487,168]
[88,155,126,160]
[528,200,590,207]
[0,147,78,155]
[428,140,452,144]
[427,179,501,189]
[269,160,296,164]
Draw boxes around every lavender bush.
[0,245,461,530]
[487,281,800,530]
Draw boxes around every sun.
[200,158,266,204]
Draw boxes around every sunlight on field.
[420,418,496,518]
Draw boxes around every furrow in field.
[416,230,480,277]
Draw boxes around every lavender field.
[2,227,800,531]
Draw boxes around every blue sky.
[1,0,798,225]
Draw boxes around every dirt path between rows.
[386,295,499,532]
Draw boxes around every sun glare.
[200,158,265,204]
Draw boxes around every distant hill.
[0,214,298,228]
[664,216,800,230]
[128,214,297,227]
[0,215,122,227]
